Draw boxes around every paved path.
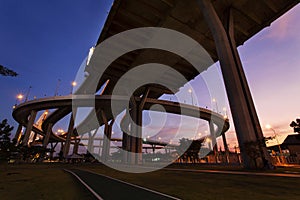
[65,169,180,200]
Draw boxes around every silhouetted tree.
[243,141,262,168]
[0,119,14,161]
[176,138,204,163]
[290,118,300,133]
[0,65,18,77]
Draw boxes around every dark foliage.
[290,118,300,133]
[0,65,18,77]
[176,138,204,163]
[0,119,14,161]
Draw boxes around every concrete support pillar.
[98,139,102,156]
[209,122,218,163]
[32,132,38,143]
[63,113,75,158]
[87,130,97,154]
[49,142,58,160]
[14,124,23,146]
[101,110,114,162]
[121,89,148,165]
[43,123,53,148]
[22,110,37,146]
[222,132,230,163]
[121,110,130,163]
[129,98,143,164]
[198,0,272,169]
[73,139,79,154]
[60,142,64,152]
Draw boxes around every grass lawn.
[78,164,300,200]
[1,163,300,200]
[0,164,95,200]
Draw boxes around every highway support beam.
[222,132,230,163]
[101,110,114,162]
[49,142,58,160]
[13,124,23,146]
[63,113,75,158]
[87,129,97,154]
[130,89,149,165]
[198,0,272,169]
[121,109,130,164]
[43,123,53,148]
[73,139,80,154]
[122,89,149,165]
[22,110,37,146]
[209,121,218,163]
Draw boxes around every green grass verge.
[1,163,300,200]
[0,164,95,200]
[77,164,300,200]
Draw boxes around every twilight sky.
[0,1,299,149]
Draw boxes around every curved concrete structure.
[12,95,229,157]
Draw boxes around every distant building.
[268,134,300,165]
[281,134,300,155]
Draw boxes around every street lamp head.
[17,94,24,100]
[188,88,192,93]
[266,124,272,129]
[212,98,216,102]
[71,81,77,87]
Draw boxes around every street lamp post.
[54,79,61,96]
[13,94,24,109]
[266,125,284,164]
[25,86,32,102]
[71,81,77,94]
[188,89,194,105]
[223,107,228,119]
[212,98,219,113]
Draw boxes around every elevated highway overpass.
[12,0,299,169]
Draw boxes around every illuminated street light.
[206,137,212,150]
[13,93,24,109]
[70,81,77,94]
[212,98,219,112]
[17,94,24,100]
[223,107,228,119]
[57,129,64,135]
[265,124,272,130]
[188,88,194,105]
[72,81,77,87]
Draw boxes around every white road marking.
[64,169,104,200]
[82,169,181,200]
